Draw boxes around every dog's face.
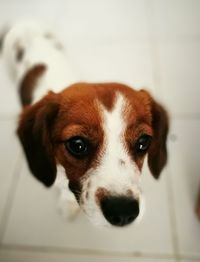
[17,83,168,227]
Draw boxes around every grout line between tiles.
[144,0,163,98]
[1,243,200,261]
[59,34,200,48]
[0,243,176,260]
[180,255,200,262]
[165,166,181,262]
[144,1,180,261]
[0,115,18,121]
[0,153,23,244]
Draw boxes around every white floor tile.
[150,0,200,37]
[0,61,21,117]
[58,0,148,43]
[157,42,200,115]
[2,159,172,254]
[168,119,200,256]
[0,0,66,23]
[67,43,155,94]
[0,119,20,231]
[0,0,148,47]
[0,249,175,262]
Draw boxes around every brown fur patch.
[52,82,146,187]
[196,186,200,219]
[147,97,169,178]
[121,89,153,170]
[123,88,168,176]
[17,92,59,187]
[54,91,104,185]
[95,187,109,206]
[52,83,132,195]
[19,64,46,106]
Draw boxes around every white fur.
[54,166,80,220]
[2,20,78,102]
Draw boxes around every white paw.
[54,167,80,221]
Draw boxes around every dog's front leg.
[54,168,80,221]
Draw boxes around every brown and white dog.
[1,21,169,227]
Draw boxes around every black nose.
[100,196,139,227]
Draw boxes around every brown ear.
[17,92,59,187]
[148,97,169,179]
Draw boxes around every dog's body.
[1,21,169,227]
[1,20,80,219]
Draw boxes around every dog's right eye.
[64,136,90,158]
[134,134,152,154]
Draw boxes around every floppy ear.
[17,92,59,187]
[147,96,169,179]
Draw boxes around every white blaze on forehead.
[95,93,141,194]
[102,93,127,159]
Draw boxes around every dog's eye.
[135,135,152,153]
[64,136,89,158]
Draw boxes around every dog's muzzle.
[100,196,139,227]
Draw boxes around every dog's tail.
[0,25,10,54]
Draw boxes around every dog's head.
[17,83,169,227]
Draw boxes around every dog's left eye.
[135,135,152,153]
[64,136,89,158]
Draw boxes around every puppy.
[1,21,169,227]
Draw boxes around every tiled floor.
[0,0,200,262]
